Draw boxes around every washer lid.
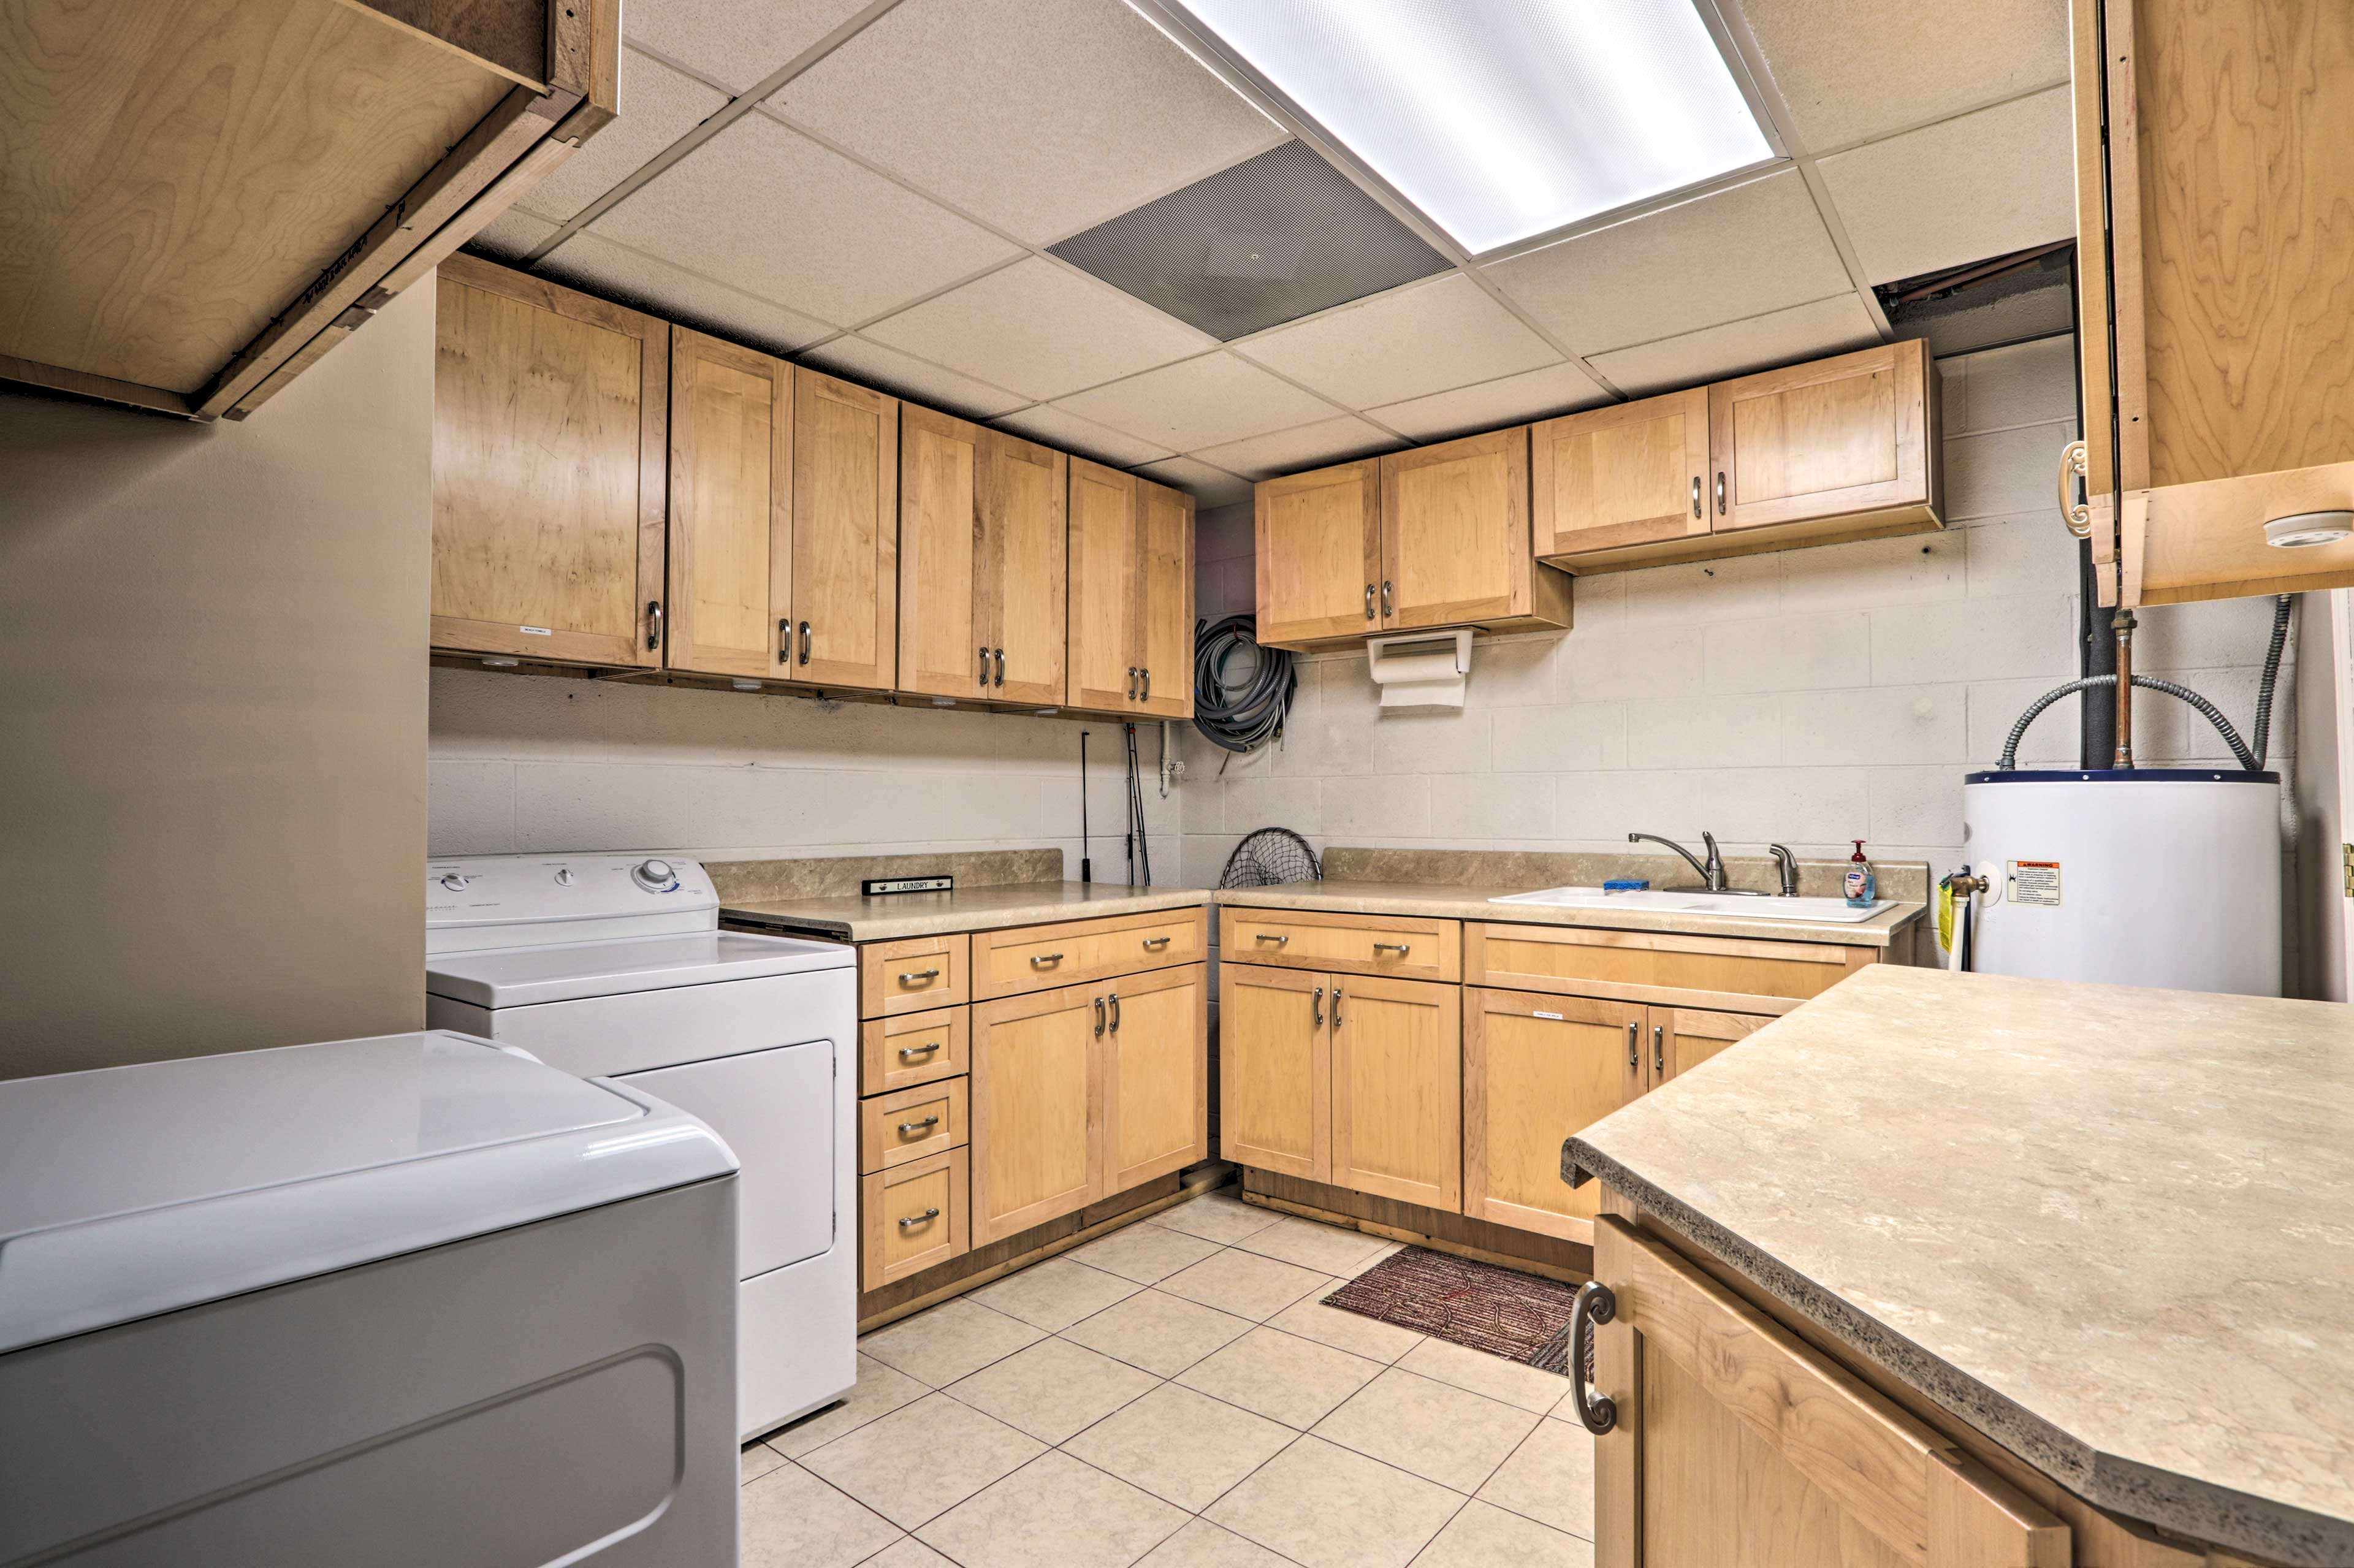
[425,929,853,1009]
[0,1032,737,1354]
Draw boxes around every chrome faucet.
[1768,843,1799,897]
[1627,831,1727,892]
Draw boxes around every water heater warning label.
[2007,861,2062,907]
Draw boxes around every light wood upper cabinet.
[1103,965,1209,1192]
[1712,340,1935,536]
[1217,963,1331,1184]
[792,368,898,691]
[1256,460,1384,645]
[2074,0,2354,606]
[1534,389,1711,558]
[897,405,985,700]
[0,0,617,421]
[979,432,1070,708]
[432,256,667,669]
[1463,989,1644,1243]
[969,981,1103,1246]
[1067,460,1194,716]
[1381,427,1567,633]
[1329,973,1461,1212]
[668,329,792,679]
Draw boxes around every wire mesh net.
[1217,827,1322,889]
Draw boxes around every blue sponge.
[1602,878,1650,892]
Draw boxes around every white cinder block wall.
[429,672,1183,879]
[1181,333,2303,948]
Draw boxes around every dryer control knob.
[632,858,679,892]
[554,868,576,886]
[439,873,470,891]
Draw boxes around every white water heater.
[1960,770,2282,996]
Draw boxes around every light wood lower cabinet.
[863,1149,969,1291]
[1218,964,1331,1183]
[1468,921,1872,1014]
[1103,965,1209,1192]
[1221,907,1461,983]
[1594,1214,2071,1566]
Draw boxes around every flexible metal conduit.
[1998,674,2260,772]
[1192,614,1296,756]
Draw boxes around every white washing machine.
[0,1030,740,1567]
[425,852,856,1439]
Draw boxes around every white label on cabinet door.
[519,625,552,636]
[1533,1010,1563,1021]
[2007,861,2062,907]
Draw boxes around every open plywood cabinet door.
[0,0,619,421]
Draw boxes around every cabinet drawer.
[859,1078,969,1174]
[1221,907,1461,983]
[1469,922,1865,1011]
[972,907,1206,999]
[861,1147,967,1292]
[859,933,969,1018]
[860,1007,969,1096]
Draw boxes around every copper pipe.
[2111,609,2137,768]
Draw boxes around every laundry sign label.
[2007,861,2062,907]
[518,625,552,636]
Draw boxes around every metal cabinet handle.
[1380,579,1393,617]
[1691,476,1701,519]
[1108,992,1121,1033]
[898,1208,940,1230]
[1372,942,1411,956]
[994,648,1005,688]
[2057,438,2091,538]
[1653,1023,1665,1075]
[781,618,793,664]
[1715,472,1726,516]
[1311,985,1324,1028]
[1140,667,1150,701]
[1030,952,1064,967]
[1331,987,1343,1028]
[897,1041,940,1060]
[647,600,663,652]
[1141,935,1170,950]
[1364,584,1376,621]
[1254,932,1289,946]
[899,969,940,985]
[897,1116,940,1136]
[798,621,812,666]
[1626,1021,1639,1068]
[1094,995,1105,1037]
[1567,1282,1619,1434]
[979,645,991,687]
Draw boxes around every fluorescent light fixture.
[1155,0,1774,254]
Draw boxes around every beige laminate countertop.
[1214,880,1924,946]
[722,881,1209,941]
[1563,964,2354,1567]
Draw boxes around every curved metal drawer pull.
[1030,952,1064,967]
[1141,935,1171,950]
[1626,1021,1639,1068]
[897,1042,941,1060]
[1108,992,1121,1033]
[1653,1024,1665,1075]
[899,969,940,985]
[1254,932,1289,945]
[898,1208,940,1230]
[1094,995,1105,1037]
[1372,942,1411,956]
[1567,1282,1618,1434]
[897,1116,940,1136]
[1331,988,1343,1028]
[1311,986,1324,1028]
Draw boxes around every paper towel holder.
[1366,627,1476,709]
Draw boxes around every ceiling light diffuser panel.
[1151,0,1776,256]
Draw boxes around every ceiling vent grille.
[1050,140,1450,341]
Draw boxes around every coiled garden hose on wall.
[1994,595,2291,772]
[1192,614,1296,761]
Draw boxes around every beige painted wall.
[0,284,435,1080]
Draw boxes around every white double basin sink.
[1490,886,1887,924]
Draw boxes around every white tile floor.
[741,1190,1597,1567]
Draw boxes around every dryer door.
[621,1041,834,1276]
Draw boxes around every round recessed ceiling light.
[2264,509,2354,548]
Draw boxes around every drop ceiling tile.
[1235,274,1562,411]
[589,114,1020,327]
[465,207,557,263]
[537,233,832,354]
[1482,170,1851,358]
[768,0,1285,246]
[1137,458,1254,509]
[1365,360,1612,444]
[1740,0,2070,151]
[1057,353,1338,454]
[862,257,1213,402]
[1819,87,2076,284]
[627,0,876,94]
[803,335,1028,419]
[995,405,1173,468]
[1587,294,1880,397]
[1192,417,1400,482]
[516,48,726,222]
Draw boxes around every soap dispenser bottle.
[1844,840,1876,908]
